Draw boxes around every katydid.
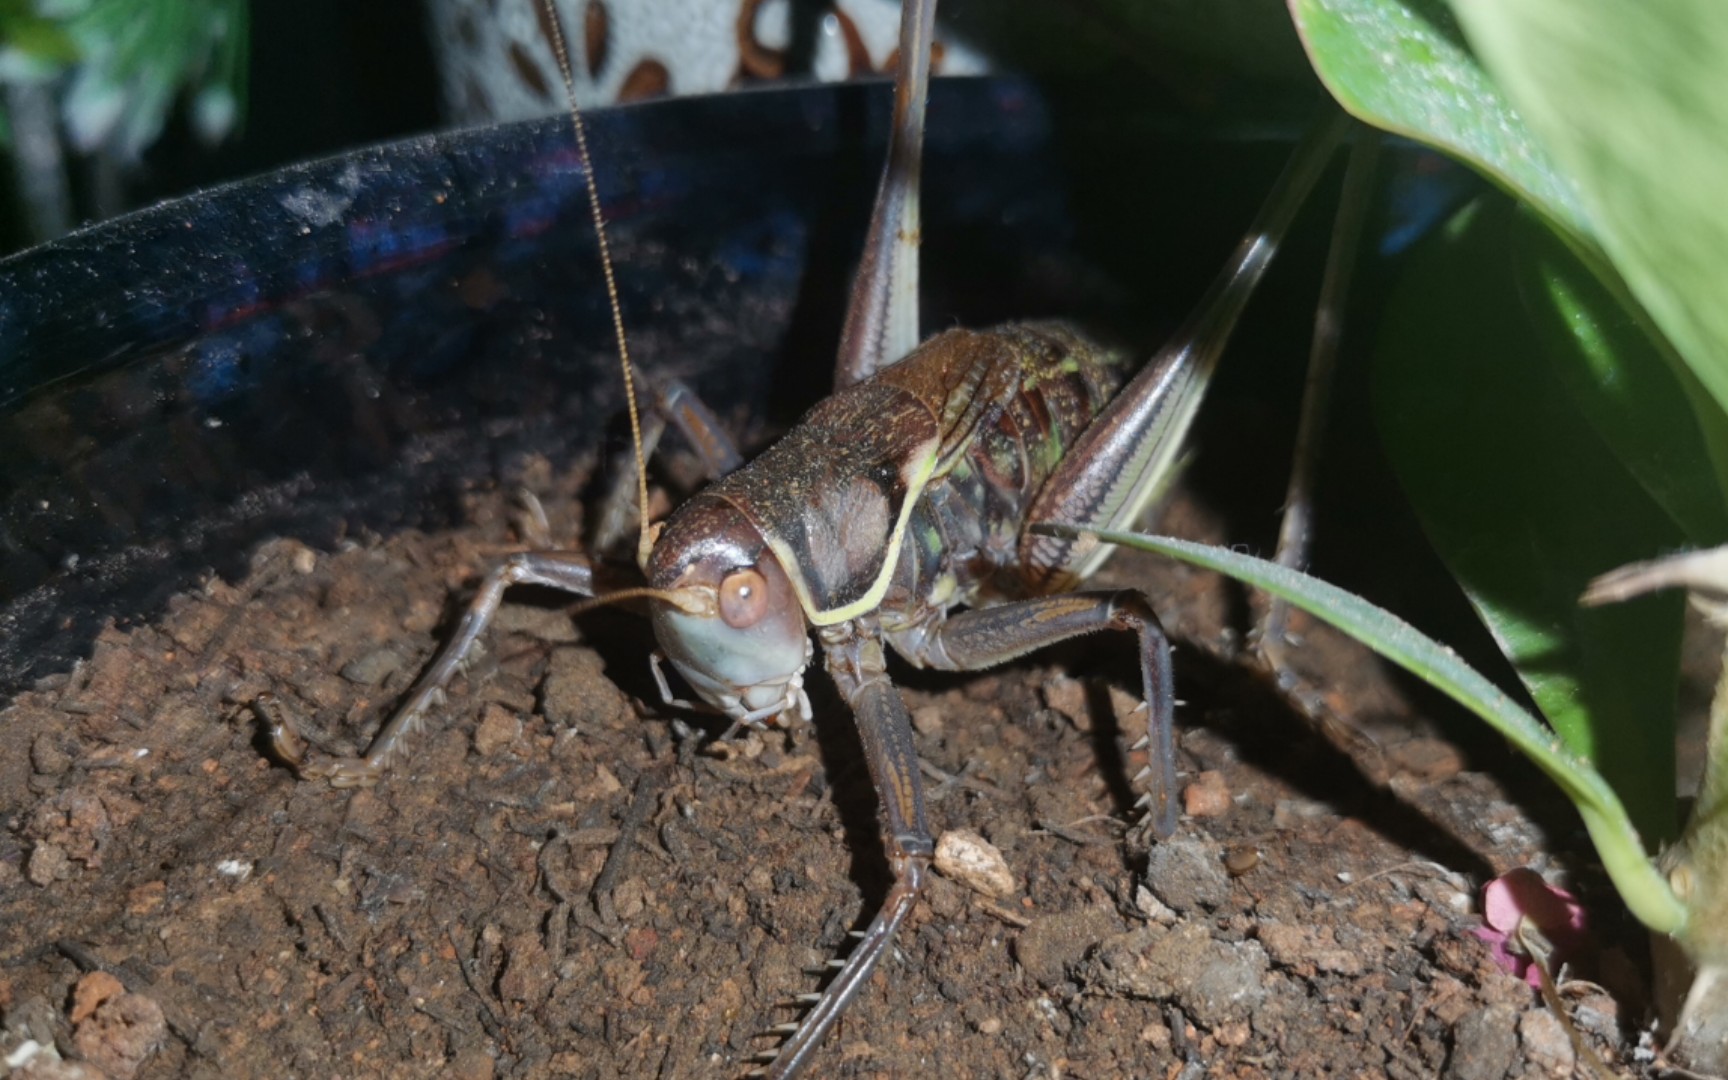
[275,0,1345,1073]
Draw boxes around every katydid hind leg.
[886,591,1180,840]
[1254,126,1392,771]
[832,0,936,391]
[752,623,934,1078]
[1021,113,1348,591]
[1257,128,1375,656]
[274,551,599,787]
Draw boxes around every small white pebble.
[291,546,316,574]
[934,829,1015,898]
[6,1039,49,1069]
[1034,996,1063,1025]
[216,859,254,882]
[1135,883,1178,925]
[1336,871,1354,884]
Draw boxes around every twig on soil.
[413,998,479,1039]
[919,758,1001,799]
[537,827,579,905]
[54,938,105,973]
[1032,815,1123,845]
[1340,858,1467,892]
[1533,949,1618,1080]
[313,902,353,952]
[976,901,1032,928]
[593,769,663,925]
[537,826,580,963]
[447,924,509,1039]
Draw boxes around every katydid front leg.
[270,550,604,786]
[755,620,935,1078]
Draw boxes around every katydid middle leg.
[886,590,1179,838]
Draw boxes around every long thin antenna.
[542,0,655,573]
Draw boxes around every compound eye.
[718,567,770,628]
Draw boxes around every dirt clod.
[68,973,123,1025]
[1181,769,1232,818]
[498,930,555,1008]
[24,843,69,886]
[909,704,944,736]
[1446,1004,1519,1080]
[1143,835,1230,913]
[1041,676,1090,731]
[1392,736,1467,782]
[29,735,72,778]
[1518,1007,1576,1075]
[1013,908,1120,989]
[446,1047,496,1080]
[472,703,522,758]
[1082,922,1269,1029]
[539,647,630,730]
[339,645,411,687]
[69,992,165,1080]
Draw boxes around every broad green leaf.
[1376,197,1684,843]
[1516,207,1728,546]
[1448,0,1728,432]
[1044,525,1685,937]
[1287,0,1591,244]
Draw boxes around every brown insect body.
[662,322,1128,630]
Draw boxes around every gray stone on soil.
[1445,1005,1518,1080]
[1080,922,1268,1029]
[1144,836,1231,913]
[339,645,410,687]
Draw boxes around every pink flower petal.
[1477,868,1590,988]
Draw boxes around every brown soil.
[0,464,1647,1079]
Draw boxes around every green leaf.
[1375,197,1685,843]
[0,12,79,67]
[1043,525,1686,937]
[1287,0,1592,244]
[1517,216,1728,546]
[1447,0,1728,438]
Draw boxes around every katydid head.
[645,499,814,727]
[541,0,811,727]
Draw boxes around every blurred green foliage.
[0,0,246,155]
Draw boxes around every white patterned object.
[425,0,990,122]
